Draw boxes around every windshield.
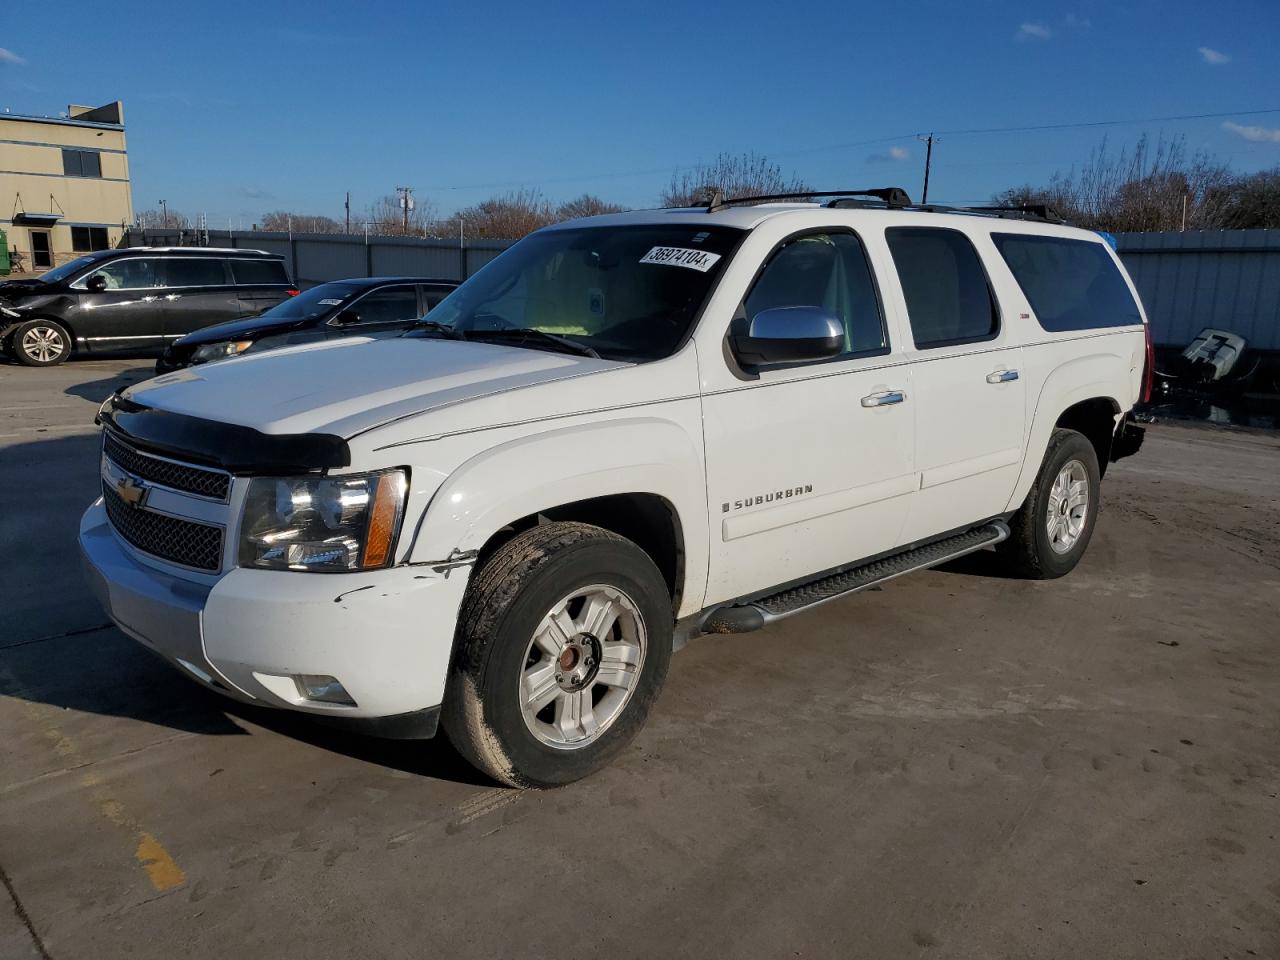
[38,256,102,284]
[422,224,743,362]
[256,282,365,321]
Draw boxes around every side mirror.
[334,309,360,325]
[731,306,844,368]
[85,274,107,293]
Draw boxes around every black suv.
[0,247,296,366]
[155,277,458,373]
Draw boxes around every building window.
[71,227,111,252]
[61,149,103,178]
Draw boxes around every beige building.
[1,100,133,271]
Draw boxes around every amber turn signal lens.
[362,471,406,568]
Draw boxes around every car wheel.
[443,521,672,788]
[13,319,73,366]
[997,428,1101,579]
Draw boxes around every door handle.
[163,294,182,301]
[141,296,158,302]
[986,369,1019,384]
[861,389,906,408]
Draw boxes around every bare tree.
[456,188,556,239]
[364,193,439,236]
[259,211,344,233]
[992,134,1235,231]
[555,194,626,220]
[662,152,811,207]
[1211,168,1280,229]
[136,208,191,229]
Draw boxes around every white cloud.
[1222,120,1280,143]
[867,145,911,163]
[1065,13,1091,29]
[1017,22,1052,41]
[1198,46,1231,65]
[0,47,25,65]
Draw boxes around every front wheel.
[442,522,672,788]
[997,428,1101,579]
[13,319,73,366]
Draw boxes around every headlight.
[239,469,408,572]
[192,340,252,363]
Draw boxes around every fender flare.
[408,416,709,617]
[1005,352,1127,511]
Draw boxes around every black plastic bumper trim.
[99,393,350,474]
[309,705,441,740]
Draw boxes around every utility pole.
[345,191,351,234]
[396,186,414,235]
[917,134,937,204]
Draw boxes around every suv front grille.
[102,482,224,571]
[103,431,230,501]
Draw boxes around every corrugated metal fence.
[1115,230,1280,351]
[123,227,1280,352]
[121,228,514,288]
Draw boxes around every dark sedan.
[155,276,458,373]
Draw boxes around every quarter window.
[886,227,998,348]
[991,234,1141,332]
[230,259,289,286]
[71,227,110,252]
[743,232,886,357]
[61,149,102,178]
[80,258,157,290]
[163,259,229,287]
[348,287,419,325]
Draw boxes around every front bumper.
[79,498,471,736]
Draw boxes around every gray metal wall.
[121,228,513,288]
[1115,230,1280,351]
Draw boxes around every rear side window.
[231,259,289,286]
[992,234,1142,332]
[163,258,229,288]
[744,232,886,356]
[886,227,998,348]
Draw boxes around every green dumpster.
[0,229,9,275]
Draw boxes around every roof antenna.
[696,186,725,211]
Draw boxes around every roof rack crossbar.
[704,187,912,212]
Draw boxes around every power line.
[417,106,1280,195]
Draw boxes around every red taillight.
[1141,320,1156,403]
[286,288,300,297]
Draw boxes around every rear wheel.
[13,319,72,366]
[997,428,1101,579]
[442,522,672,788]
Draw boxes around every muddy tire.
[442,521,672,788]
[13,319,73,366]
[997,428,1101,580]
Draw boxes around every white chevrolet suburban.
[80,189,1151,787]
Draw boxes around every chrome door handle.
[164,294,182,301]
[861,389,906,407]
[141,296,158,302]
[986,369,1019,384]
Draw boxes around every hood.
[172,312,312,348]
[124,335,628,438]
[0,279,47,299]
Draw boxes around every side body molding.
[1005,349,1129,512]
[408,415,709,618]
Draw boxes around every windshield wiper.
[460,327,601,359]
[402,319,461,340]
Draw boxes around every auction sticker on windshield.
[640,247,722,272]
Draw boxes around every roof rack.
[703,187,912,212]
[135,246,278,256]
[695,186,1067,225]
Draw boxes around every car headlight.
[192,340,252,363]
[239,469,408,572]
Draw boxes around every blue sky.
[4,0,1279,226]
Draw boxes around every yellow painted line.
[2,663,187,894]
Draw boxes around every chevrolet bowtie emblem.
[116,474,150,508]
